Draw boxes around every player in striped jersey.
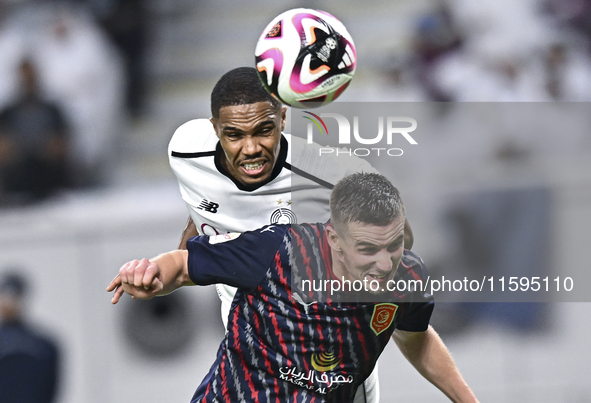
[108,173,478,403]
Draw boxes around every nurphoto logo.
[303,111,418,157]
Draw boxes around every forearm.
[393,326,477,402]
[150,249,194,295]
[108,249,194,304]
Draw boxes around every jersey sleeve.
[168,119,217,156]
[168,119,219,186]
[395,301,434,332]
[395,251,434,332]
[187,224,289,292]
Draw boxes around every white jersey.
[169,119,376,235]
[169,118,380,403]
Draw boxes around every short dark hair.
[0,271,28,298]
[210,67,281,119]
[330,173,405,232]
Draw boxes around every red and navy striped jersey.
[187,223,433,403]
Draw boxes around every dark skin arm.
[178,216,415,250]
[178,216,198,250]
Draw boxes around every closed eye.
[359,247,379,255]
[387,237,404,252]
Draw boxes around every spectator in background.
[0,3,125,188]
[538,41,591,101]
[33,8,126,187]
[411,0,463,101]
[0,58,70,205]
[0,9,27,111]
[97,0,148,117]
[0,270,60,403]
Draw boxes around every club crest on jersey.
[270,208,297,224]
[370,303,398,336]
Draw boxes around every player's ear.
[326,224,342,253]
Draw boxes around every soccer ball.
[255,8,357,108]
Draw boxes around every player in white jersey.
[168,67,414,403]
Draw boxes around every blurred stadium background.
[0,0,590,401]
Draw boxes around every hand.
[106,258,164,304]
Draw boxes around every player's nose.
[242,136,262,155]
[374,250,393,272]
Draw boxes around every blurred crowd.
[0,0,147,206]
[2,0,591,207]
[364,0,591,102]
[357,0,591,335]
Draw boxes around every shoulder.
[190,224,290,251]
[0,103,16,121]
[168,118,218,155]
[288,223,329,263]
[398,250,429,280]
[289,222,325,239]
[0,323,58,356]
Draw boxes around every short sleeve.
[394,250,434,332]
[395,301,434,332]
[187,224,289,292]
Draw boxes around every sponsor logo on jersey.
[279,362,353,394]
[197,199,219,213]
[270,208,297,224]
[370,303,398,336]
[311,349,341,372]
[209,232,241,244]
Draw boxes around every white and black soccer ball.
[255,8,357,108]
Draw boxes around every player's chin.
[237,168,273,186]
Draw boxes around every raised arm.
[106,249,194,304]
[392,326,478,403]
[179,216,199,249]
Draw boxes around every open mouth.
[241,160,266,176]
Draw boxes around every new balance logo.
[197,199,219,213]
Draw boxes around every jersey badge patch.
[209,232,241,244]
[270,208,297,224]
[370,303,398,336]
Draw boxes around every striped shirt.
[188,223,433,403]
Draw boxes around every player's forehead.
[215,101,281,129]
[345,217,405,246]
